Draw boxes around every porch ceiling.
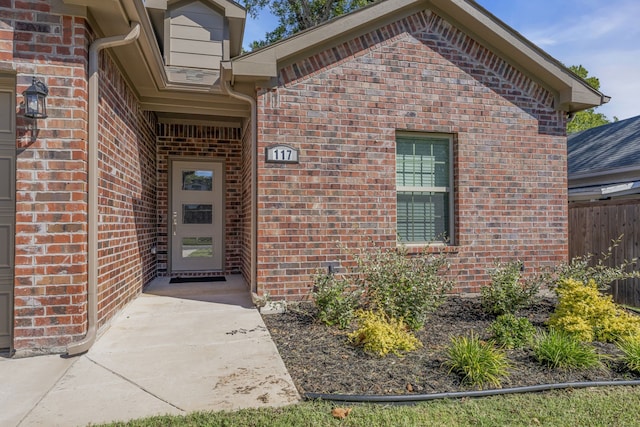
[61,0,251,120]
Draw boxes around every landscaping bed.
[262,295,640,396]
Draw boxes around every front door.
[0,71,16,350]
[171,160,224,272]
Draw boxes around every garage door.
[0,70,16,350]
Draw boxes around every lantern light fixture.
[23,76,48,119]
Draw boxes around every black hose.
[304,380,640,404]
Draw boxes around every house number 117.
[266,144,299,164]
[274,148,292,160]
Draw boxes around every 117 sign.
[266,145,299,163]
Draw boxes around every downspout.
[66,22,140,357]
[219,66,258,294]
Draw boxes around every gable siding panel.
[170,38,223,56]
[168,1,224,69]
[171,24,224,42]
[168,52,221,69]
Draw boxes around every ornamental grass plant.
[444,333,510,389]
[618,336,640,374]
[533,329,603,370]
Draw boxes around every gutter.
[569,181,640,202]
[569,165,640,183]
[219,64,258,295]
[66,22,141,357]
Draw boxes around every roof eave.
[61,0,250,118]
[230,0,608,111]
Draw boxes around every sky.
[244,0,640,121]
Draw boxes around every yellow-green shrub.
[549,278,640,342]
[348,310,422,357]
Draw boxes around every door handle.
[172,211,177,236]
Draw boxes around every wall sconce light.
[23,77,49,120]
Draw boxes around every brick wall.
[6,1,159,353]
[156,124,244,276]
[7,3,90,354]
[95,49,157,327]
[256,9,568,298]
[240,120,253,285]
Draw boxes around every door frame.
[168,158,226,274]
[0,69,16,351]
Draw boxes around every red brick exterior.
[255,9,568,298]
[4,3,573,353]
[95,50,157,327]
[8,4,91,354]
[240,121,254,285]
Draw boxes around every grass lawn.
[100,385,640,426]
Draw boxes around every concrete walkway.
[0,276,299,426]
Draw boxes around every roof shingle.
[568,115,640,175]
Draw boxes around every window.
[396,133,453,244]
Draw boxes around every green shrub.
[480,260,539,316]
[353,245,453,330]
[348,310,422,357]
[617,336,640,374]
[533,329,602,370]
[312,271,361,329]
[444,333,510,389]
[489,314,536,349]
[548,278,640,342]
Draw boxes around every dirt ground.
[262,295,640,396]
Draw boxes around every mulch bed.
[261,295,640,396]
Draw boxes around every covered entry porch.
[8,0,258,356]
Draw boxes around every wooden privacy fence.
[568,199,640,307]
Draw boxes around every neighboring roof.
[228,0,607,113]
[568,115,640,176]
[568,115,640,200]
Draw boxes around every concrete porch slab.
[1,275,299,427]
